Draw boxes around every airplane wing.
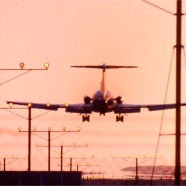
[114,103,186,114]
[6,101,93,114]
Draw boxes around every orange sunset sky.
[0,0,186,177]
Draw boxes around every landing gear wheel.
[82,114,90,122]
[116,115,124,122]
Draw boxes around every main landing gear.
[116,114,124,122]
[82,114,90,122]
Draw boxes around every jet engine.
[84,96,92,104]
[115,96,123,104]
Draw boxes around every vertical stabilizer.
[101,66,107,99]
[71,64,137,100]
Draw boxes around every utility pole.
[175,0,182,185]
[143,0,184,185]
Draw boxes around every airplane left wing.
[7,101,93,114]
[114,103,186,114]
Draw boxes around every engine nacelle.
[84,96,92,104]
[115,96,123,104]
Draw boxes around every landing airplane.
[7,64,186,122]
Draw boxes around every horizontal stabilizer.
[71,64,137,69]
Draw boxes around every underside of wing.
[7,101,93,113]
[114,103,186,114]
[63,104,92,114]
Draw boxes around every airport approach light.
[1,63,50,71]
[33,127,36,131]
[44,63,49,70]
[18,127,21,132]
[20,63,25,69]
[9,102,13,108]
[27,103,32,108]
[77,127,81,131]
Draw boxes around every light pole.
[6,62,49,171]
[0,156,27,171]
[16,105,32,172]
[112,155,161,184]
[34,127,81,171]
[62,155,96,172]
[50,143,89,171]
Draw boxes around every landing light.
[65,103,69,107]
[46,103,50,107]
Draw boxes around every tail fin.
[71,64,137,99]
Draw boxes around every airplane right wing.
[113,103,186,114]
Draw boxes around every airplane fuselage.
[92,90,114,114]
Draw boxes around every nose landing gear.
[82,114,90,122]
[116,114,124,122]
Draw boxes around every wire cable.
[150,47,175,184]
[0,70,31,86]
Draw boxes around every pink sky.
[0,0,186,177]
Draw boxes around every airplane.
[7,64,186,122]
